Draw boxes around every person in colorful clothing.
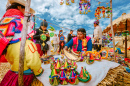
[93,20,102,51]
[65,28,92,52]
[0,0,43,86]
[33,20,50,57]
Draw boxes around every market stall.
[36,55,120,86]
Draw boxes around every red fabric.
[0,9,23,56]
[0,31,9,56]
[0,70,34,86]
[3,9,24,17]
[124,58,130,63]
[0,55,7,62]
[36,44,43,57]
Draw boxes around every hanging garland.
[79,0,91,14]
[60,0,75,5]
[94,2,112,20]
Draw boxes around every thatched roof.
[103,13,130,33]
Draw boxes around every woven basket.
[64,49,81,61]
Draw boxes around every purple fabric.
[0,70,34,86]
[33,39,36,43]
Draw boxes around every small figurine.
[66,0,71,5]
[49,69,59,85]
[71,0,74,3]
[60,0,64,5]
[78,67,91,82]
[60,68,68,85]
[68,68,79,84]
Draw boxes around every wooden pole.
[125,19,127,58]
[18,0,31,86]
[34,15,36,34]
[110,0,116,61]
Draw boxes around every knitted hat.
[94,20,99,25]
[40,20,48,27]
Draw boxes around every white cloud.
[62,19,74,25]
[0,0,130,35]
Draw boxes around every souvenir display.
[78,67,91,82]
[48,25,55,31]
[66,0,71,5]
[94,3,112,20]
[82,51,95,64]
[93,51,102,61]
[49,59,79,85]
[79,0,91,14]
[99,48,108,59]
[41,55,54,64]
[60,36,65,41]
[60,0,64,5]
[60,0,75,5]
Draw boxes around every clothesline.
[96,0,110,3]
[34,16,77,31]
[23,12,77,31]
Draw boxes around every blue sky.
[0,0,130,38]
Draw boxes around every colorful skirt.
[0,70,34,86]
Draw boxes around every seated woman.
[65,28,92,53]
[33,20,50,57]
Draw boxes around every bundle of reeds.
[31,77,44,86]
[0,63,10,83]
[98,65,130,86]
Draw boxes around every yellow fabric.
[5,40,43,76]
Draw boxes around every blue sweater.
[65,38,92,52]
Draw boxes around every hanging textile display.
[60,0,75,5]
[94,2,112,20]
[79,0,91,14]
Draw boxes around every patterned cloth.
[0,9,34,59]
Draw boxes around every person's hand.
[46,33,49,37]
[64,46,68,51]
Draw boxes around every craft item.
[78,67,91,82]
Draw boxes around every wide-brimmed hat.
[7,0,35,13]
